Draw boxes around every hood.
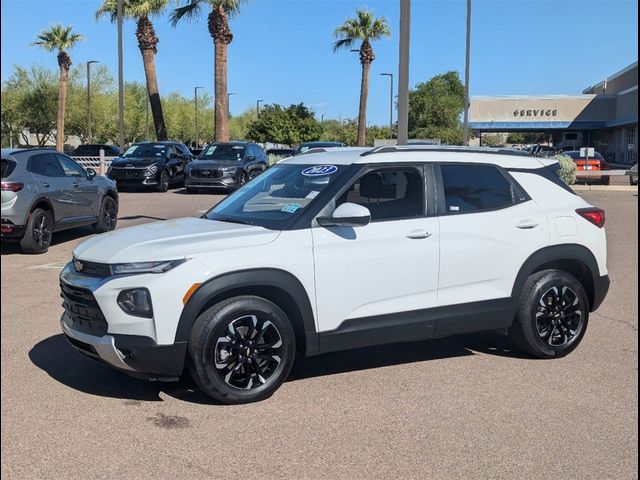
[111,156,160,167]
[73,217,280,263]
[190,159,241,169]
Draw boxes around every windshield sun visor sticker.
[301,165,338,176]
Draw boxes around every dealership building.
[469,61,638,165]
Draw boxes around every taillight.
[1,182,23,192]
[576,208,606,228]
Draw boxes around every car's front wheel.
[510,270,589,358]
[188,296,296,404]
[20,208,53,254]
[157,170,170,192]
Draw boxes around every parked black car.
[185,142,268,193]
[107,141,194,192]
[73,144,121,157]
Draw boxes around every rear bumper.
[591,274,610,312]
[1,220,25,239]
[61,313,187,379]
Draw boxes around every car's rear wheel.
[188,295,296,404]
[601,175,611,185]
[94,195,118,233]
[510,270,589,358]
[157,170,170,192]
[20,208,53,254]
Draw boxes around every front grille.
[60,281,108,336]
[191,169,222,178]
[110,168,147,180]
[74,258,111,277]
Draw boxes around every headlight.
[145,163,158,176]
[117,288,153,318]
[110,259,187,275]
[220,167,238,174]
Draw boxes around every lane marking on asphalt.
[28,262,67,270]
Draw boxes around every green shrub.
[553,154,577,185]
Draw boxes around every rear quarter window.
[440,164,525,214]
[1,158,16,178]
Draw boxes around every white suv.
[60,146,610,404]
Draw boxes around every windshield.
[124,144,167,158]
[205,164,347,229]
[199,145,245,161]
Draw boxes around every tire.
[188,295,296,404]
[157,170,170,192]
[510,270,589,359]
[631,176,638,186]
[237,172,248,188]
[248,169,261,180]
[94,195,118,233]
[19,208,53,254]
[601,176,610,185]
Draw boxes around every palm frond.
[170,0,203,26]
[32,24,84,52]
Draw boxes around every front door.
[27,153,76,223]
[311,165,440,351]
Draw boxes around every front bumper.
[185,175,237,189]
[61,313,187,379]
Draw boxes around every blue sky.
[1,0,638,125]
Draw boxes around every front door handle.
[41,182,50,188]
[406,230,432,239]
[516,220,539,229]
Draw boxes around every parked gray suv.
[1,148,119,254]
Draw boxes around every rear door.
[27,153,76,223]
[435,163,549,334]
[56,154,99,220]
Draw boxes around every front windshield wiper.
[210,216,256,226]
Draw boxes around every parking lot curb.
[573,185,638,192]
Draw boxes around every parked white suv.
[60,146,610,404]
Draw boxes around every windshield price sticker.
[305,190,320,199]
[301,165,338,176]
[281,203,302,213]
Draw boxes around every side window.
[28,153,65,177]
[166,145,177,158]
[440,164,519,214]
[56,155,86,177]
[337,167,425,222]
[177,144,190,156]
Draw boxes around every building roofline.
[582,61,638,93]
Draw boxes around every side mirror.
[317,202,371,228]
[86,168,97,180]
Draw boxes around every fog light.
[117,288,153,318]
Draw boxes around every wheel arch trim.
[174,268,319,355]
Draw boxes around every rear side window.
[440,164,522,214]
[1,159,16,178]
[28,153,65,177]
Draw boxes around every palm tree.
[333,9,390,146]
[97,0,168,141]
[171,0,248,142]
[32,24,84,151]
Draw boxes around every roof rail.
[360,145,532,157]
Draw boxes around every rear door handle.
[41,182,50,188]
[516,220,539,230]
[406,230,432,239]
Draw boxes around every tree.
[171,0,249,142]
[408,71,465,145]
[247,103,322,145]
[333,9,390,147]
[32,24,84,151]
[1,66,59,146]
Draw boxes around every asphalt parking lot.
[1,186,637,480]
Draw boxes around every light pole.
[321,114,325,124]
[397,0,411,145]
[117,0,125,150]
[227,92,234,118]
[380,73,394,139]
[462,0,472,146]
[256,99,263,120]
[86,60,99,143]
[194,86,204,147]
